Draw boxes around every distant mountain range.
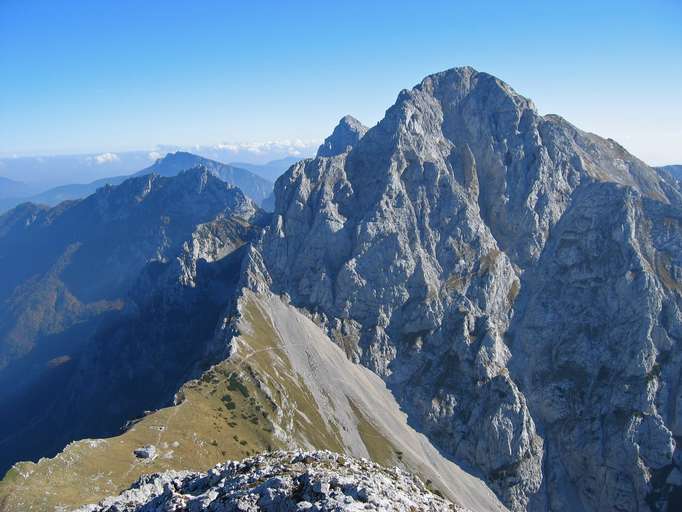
[0,177,38,199]
[230,156,301,182]
[0,152,300,213]
[0,144,315,190]
[134,152,274,205]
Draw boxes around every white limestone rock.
[252,66,682,511]
[77,450,464,512]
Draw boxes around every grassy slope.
[0,291,503,511]
[0,294,361,511]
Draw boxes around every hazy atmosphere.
[1,0,680,165]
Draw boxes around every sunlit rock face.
[255,67,682,511]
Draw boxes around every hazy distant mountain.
[0,151,156,188]
[230,157,302,210]
[230,156,302,182]
[0,175,134,214]
[0,177,36,199]
[0,145,303,189]
[17,175,130,207]
[0,178,38,212]
[160,142,317,169]
[0,152,275,214]
[0,145,316,194]
[136,152,273,206]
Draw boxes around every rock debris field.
[77,450,464,511]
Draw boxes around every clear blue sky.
[1,0,680,164]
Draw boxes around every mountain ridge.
[0,152,275,213]
[0,166,264,476]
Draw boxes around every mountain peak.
[133,151,273,207]
[144,151,210,173]
[411,66,537,117]
[316,115,368,157]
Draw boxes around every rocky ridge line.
[77,450,463,512]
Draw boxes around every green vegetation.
[348,399,397,467]
[0,303,285,510]
[0,292,460,511]
[237,298,346,454]
[0,294,348,511]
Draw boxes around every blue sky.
[1,0,680,165]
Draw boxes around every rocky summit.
[77,450,462,512]
[1,66,682,512]
[316,116,368,158]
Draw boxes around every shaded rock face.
[77,450,461,512]
[509,184,682,511]
[0,167,265,474]
[0,167,255,374]
[316,116,368,158]
[255,67,682,510]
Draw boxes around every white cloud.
[91,152,120,165]
[215,143,240,152]
[207,140,320,155]
[143,140,320,165]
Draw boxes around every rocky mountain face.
[254,67,682,511]
[0,167,264,475]
[316,115,368,158]
[658,165,682,181]
[76,450,462,512]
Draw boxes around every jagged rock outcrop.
[252,67,682,511]
[316,116,368,158]
[77,450,462,512]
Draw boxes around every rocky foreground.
[77,450,462,512]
